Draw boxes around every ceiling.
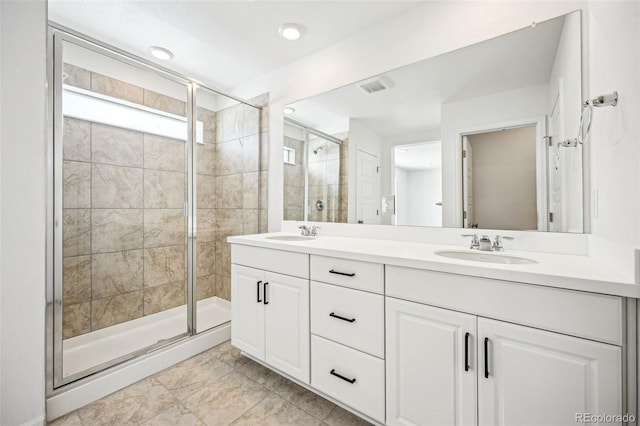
[286,14,566,138]
[395,141,442,171]
[48,0,423,91]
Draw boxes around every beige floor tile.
[182,371,270,426]
[209,341,250,369]
[77,377,178,425]
[231,393,322,426]
[154,350,233,400]
[140,403,204,426]
[47,411,82,426]
[236,358,288,391]
[323,406,373,426]
[275,380,336,420]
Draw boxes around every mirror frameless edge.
[282,10,583,233]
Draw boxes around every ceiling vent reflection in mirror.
[357,75,394,94]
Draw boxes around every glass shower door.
[194,86,261,333]
[53,33,191,386]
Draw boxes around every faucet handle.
[310,225,320,236]
[493,235,514,251]
[462,234,479,249]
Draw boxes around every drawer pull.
[330,369,356,384]
[256,280,262,303]
[263,282,269,305]
[464,332,470,372]
[329,269,356,277]
[329,312,356,323]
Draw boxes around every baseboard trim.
[18,415,46,426]
[46,324,230,421]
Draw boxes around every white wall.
[230,1,586,231]
[380,129,441,226]
[586,0,640,281]
[347,118,382,223]
[394,168,408,226]
[0,1,47,425]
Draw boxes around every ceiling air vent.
[357,76,394,94]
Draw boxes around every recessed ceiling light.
[279,23,304,41]
[149,46,174,61]
[283,106,296,114]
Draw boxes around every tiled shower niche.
[61,64,268,339]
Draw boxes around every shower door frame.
[46,24,262,393]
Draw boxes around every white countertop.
[228,233,640,298]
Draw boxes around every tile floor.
[49,341,373,426]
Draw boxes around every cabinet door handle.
[464,332,470,372]
[256,280,262,303]
[263,282,269,305]
[329,269,355,277]
[329,312,356,323]
[330,369,356,384]
[484,337,489,378]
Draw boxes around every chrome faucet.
[299,225,320,237]
[492,235,514,252]
[463,233,513,251]
[299,225,311,236]
[478,235,492,251]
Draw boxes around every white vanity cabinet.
[229,238,632,426]
[386,266,624,426]
[231,246,310,383]
[478,318,621,426]
[386,298,477,426]
[310,255,386,423]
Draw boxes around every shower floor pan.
[62,296,230,377]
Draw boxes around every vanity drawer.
[310,255,383,293]
[311,281,384,358]
[311,335,385,423]
[231,244,309,279]
[386,266,624,345]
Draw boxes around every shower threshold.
[62,296,230,377]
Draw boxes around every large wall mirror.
[283,11,583,233]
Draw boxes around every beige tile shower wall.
[306,137,347,223]
[283,136,305,221]
[61,65,267,338]
[211,93,268,302]
[61,64,194,339]
[339,137,348,223]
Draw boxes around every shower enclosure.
[47,26,266,390]
[283,119,346,222]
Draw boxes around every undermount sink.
[266,235,316,241]
[435,250,537,265]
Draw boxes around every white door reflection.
[393,142,442,227]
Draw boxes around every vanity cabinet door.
[478,318,622,426]
[386,297,477,426]
[231,264,266,360]
[264,271,310,383]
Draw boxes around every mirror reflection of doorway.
[462,125,538,230]
[394,142,442,227]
